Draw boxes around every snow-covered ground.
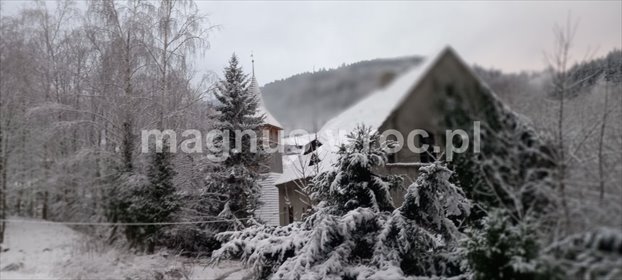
[0,218,249,280]
[1,218,79,279]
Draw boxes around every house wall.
[257,125,283,226]
[267,151,283,173]
[380,50,482,163]
[277,180,311,225]
[256,173,281,226]
[262,125,283,173]
[376,51,485,193]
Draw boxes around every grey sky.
[200,1,621,84]
[2,1,621,85]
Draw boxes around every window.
[387,152,396,163]
[287,205,294,224]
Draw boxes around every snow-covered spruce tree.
[212,126,473,279]
[439,85,561,279]
[372,163,471,277]
[207,54,267,223]
[439,84,558,222]
[307,125,403,214]
[104,169,143,244]
[121,141,179,253]
[211,125,402,279]
[464,209,561,280]
[268,126,404,279]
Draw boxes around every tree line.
[0,0,265,254]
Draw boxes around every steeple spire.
[247,53,283,130]
[251,51,255,77]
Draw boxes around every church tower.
[249,55,283,225]
[248,54,283,173]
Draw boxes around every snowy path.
[0,218,250,279]
[0,218,79,279]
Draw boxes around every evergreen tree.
[211,125,402,279]
[211,126,471,279]
[308,125,403,214]
[464,209,560,280]
[208,54,267,222]
[121,141,179,253]
[374,163,470,277]
[440,84,558,222]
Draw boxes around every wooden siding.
[256,173,281,226]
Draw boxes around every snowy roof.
[250,75,283,129]
[275,46,458,185]
[282,133,316,146]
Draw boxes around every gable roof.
[276,46,466,185]
[250,74,283,129]
[319,47,453,138]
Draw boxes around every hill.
[261,49,620,132]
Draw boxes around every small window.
[287,205,294,224]
[387,152,396,163]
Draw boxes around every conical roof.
[249,74,283,129]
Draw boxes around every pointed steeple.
[251,52,255,77]
[249,54,283,129]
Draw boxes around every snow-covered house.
[275,46,499,225]
[250,69,284,226]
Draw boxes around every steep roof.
[250,74,283,129]
[275,46,461,185]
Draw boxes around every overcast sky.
[2,1,621,85]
